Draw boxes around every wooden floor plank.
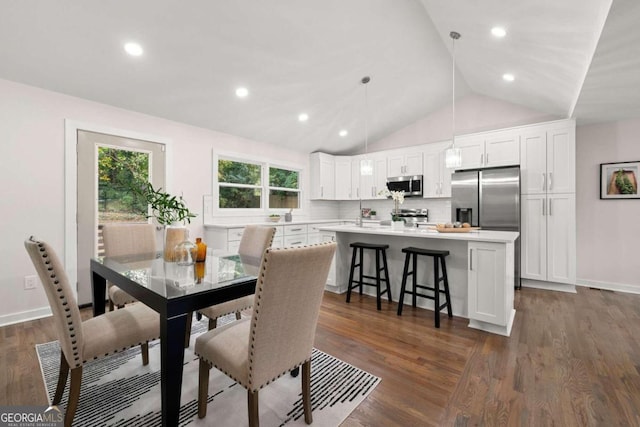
[1,286,639,425]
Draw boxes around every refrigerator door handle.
[549,172,553,191]
[549,198,552,216]
[542,198,546,216]
[542,173,546,191]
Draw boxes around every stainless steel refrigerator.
[451,166,521,288]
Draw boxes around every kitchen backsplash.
[337,198,451,223]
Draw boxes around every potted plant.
[378,188,405,229]
[134,182,197,261]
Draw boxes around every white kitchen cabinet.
[468,241,508,326]
[334,156,352,200]
[422,142,452,198]
[358,153,388,200]
[520,124,575,195]
[387,151,423,176]
[521,193,575,284]
[456,130,520,170]
[205,225,283,252]
[309,152,335,200]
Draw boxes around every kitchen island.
[318,224,519,336]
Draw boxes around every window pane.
[219,187,261,209]
[269,190,299,209]
[97,147,149,223]
[218,160,261,185]
[269,167,298,189]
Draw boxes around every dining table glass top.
[95,251,261,299]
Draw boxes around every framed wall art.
[600,161,639,199]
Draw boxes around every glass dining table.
[90,251,260,427]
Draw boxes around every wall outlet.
[24,275,37,290]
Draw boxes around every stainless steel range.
[395,208,429,227]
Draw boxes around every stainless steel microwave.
[386,175,423,197]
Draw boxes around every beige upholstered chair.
[102,223,156,310]
[197,225,276,329]
[25,237,159,427]
[195,242,336,426]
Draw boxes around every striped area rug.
[36,315,380,426]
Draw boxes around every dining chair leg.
[184,312,193,348]
[52,352,69,405]
[198,360,210,419]
[248,389,259,427]
[108,299,114,312]
[208,318,217,330]
[140,342,149,366]
[302,360,313,424]
[65,366,83,427]
[235,310,242,320]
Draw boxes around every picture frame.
[600,161,640,199]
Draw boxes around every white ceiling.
[0,0,636,154]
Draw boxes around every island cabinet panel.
[468,241,507,326]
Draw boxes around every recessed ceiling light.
[235,87,249,98]
[298,113,309,122]
[124,42,143,56]
[339,130,348,137]
[502,73,515,82]
[491,27,507,38]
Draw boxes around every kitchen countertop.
[204,219,344,229]
[318,224,519,243]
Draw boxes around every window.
[218,159,262,209]
[269,167,300,209]
[217,158,300,210]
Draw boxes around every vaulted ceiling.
[1,0,637,154]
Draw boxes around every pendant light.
[445,31,462,169]
[360,76,373,176]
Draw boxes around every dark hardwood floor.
[2,287,639,426]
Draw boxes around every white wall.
[367,94,558,152]
[576,118,640,292]
[0,78,309,325]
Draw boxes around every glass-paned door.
[77,130,165,305]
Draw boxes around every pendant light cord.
[361,76,370,155]
[450,31,460,149]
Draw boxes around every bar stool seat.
[397,246,453,328]
[346,242,392,310]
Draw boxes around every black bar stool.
[397,247,453,328]
[346,242,392,310]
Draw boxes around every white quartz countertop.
[204,219,344,229]
[318,224,519,243]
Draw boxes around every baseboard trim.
[0,306,52,328]
[576,278,640,295]
[521,279,577,293]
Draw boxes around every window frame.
[213,151,305,217]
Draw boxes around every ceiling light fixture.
[445,31,462,169]
[339,129,348,137]
[360,76,373,176]
[503,73,515,82]
[124,42,143,56]
[235,87,249,98]
[298,113,309,122]
[491,27,507,38]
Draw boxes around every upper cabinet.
[387,151,423,176]
[334,156,352,200]
[520,123,576,195]
[309,152,335,200]
[357,153,388,200]
[456,130,520,170]
[422,141,452,198]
